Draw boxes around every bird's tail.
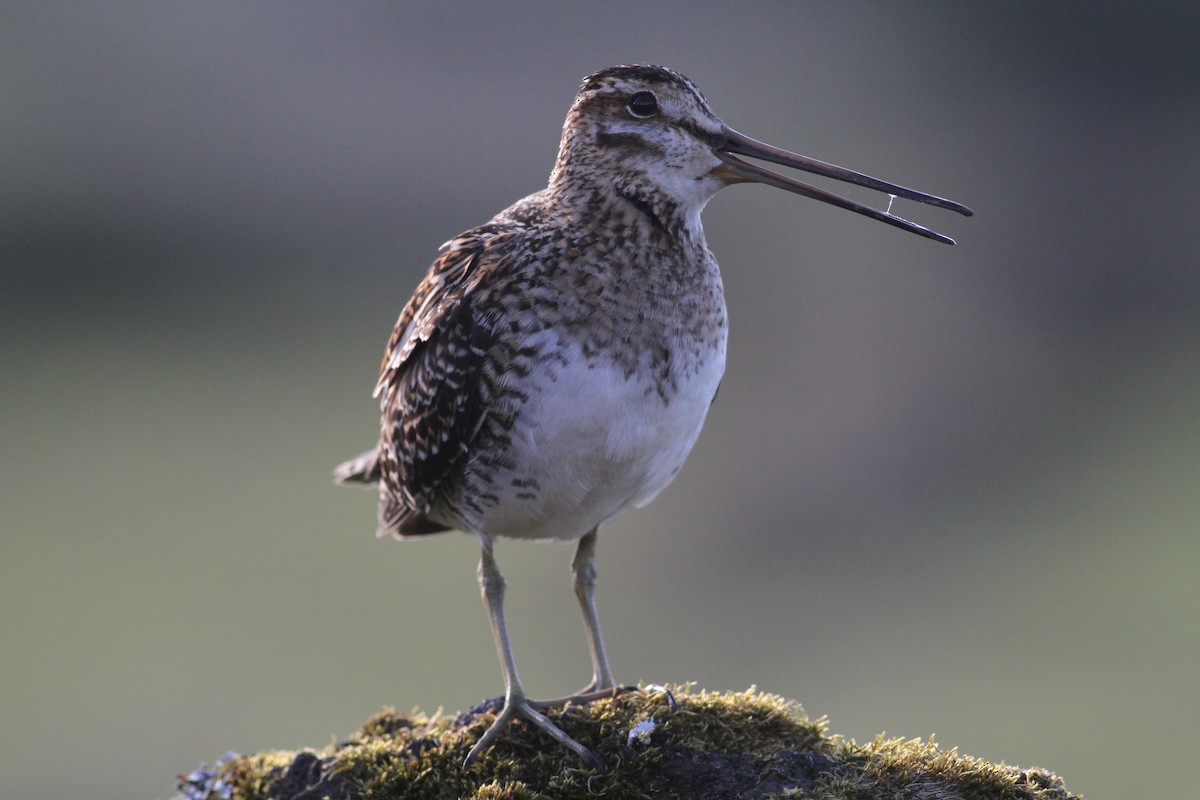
[333,449,381,486]
[335,448,452,538]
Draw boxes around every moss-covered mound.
[175,686,1077,800]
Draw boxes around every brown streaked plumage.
[336,64,971,769]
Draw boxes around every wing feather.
[372,226,517,534]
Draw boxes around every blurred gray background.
[3,3,1197,798]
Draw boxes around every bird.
[335,64,971,769]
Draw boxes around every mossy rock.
[175,685,1077,800]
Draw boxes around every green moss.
[175,685,1078,800]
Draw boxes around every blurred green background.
[3,3,1197,798]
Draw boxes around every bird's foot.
[463,692,604,770]
[529,682,636,711]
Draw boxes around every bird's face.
[556,65,730,217]
[556,65,972,243]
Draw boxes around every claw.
[529,683,635,712]
[643,683,679,710]
[462,694,604,770]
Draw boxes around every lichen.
[174,685,1077,800]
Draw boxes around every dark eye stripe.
[676,118,724,148]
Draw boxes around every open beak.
[715,126,973,245]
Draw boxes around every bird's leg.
[521,530,634,714]
[464,536,602,770]
[571,528,617,694]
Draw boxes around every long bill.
[715,126,973,245]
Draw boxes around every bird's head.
[552,64,971,243]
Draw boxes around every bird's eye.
[627,91,659,118]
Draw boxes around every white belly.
[477,334,726,541]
